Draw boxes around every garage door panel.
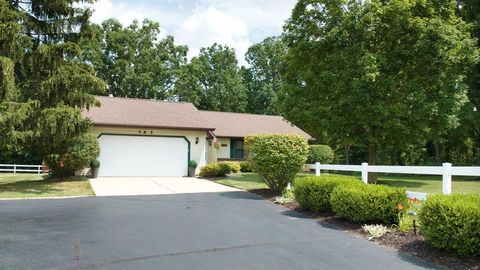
[98,135,188,177]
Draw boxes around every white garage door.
[98,135,189,177]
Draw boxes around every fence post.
[361,162,368,184]
[13,164,16,174]
[442,162,452,195]
[37,165,41,174]
[315,162,321,176]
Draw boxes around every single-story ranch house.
[83,96,311,177]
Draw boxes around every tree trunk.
[344,145,351,165]
[434,142,441,163]
[368,144,377,183]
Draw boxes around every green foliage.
[175,43,247,112]
[362,224,389,240]
[242,36,286,115]
[45,133,100,177]
[199,163,231,178]
[219,161,241,173]
[419,194,480,257]
[188,160,197,168]
[294,175,362,212]
[281,0,479,165]
[239,161,253,172]
[81,19,187,100]
[90,159,100,168]
[0,1,106,177]
[244,134,308,193]
[330,184,408,224]
[274,188,295,205]
[307,145,334,164]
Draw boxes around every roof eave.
[92,123,216,131]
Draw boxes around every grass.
[0,173,95,198]
[215,172,480,194]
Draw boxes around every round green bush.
[419,194,480,257]
[188,160,197,168]
[239,161,253,172]
[330,184,408,224]
[294,175,362,212]
[245,134,308,193]
[307,145,334,164]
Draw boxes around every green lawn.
[215,172,480,194]
[0,173,95,198]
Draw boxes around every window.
[230,139,244,159]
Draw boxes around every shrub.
[45,133,100,177]
[419,194,480,257]
[199,163,230,178]
[330,184,408,224]
[239,161,253,172]
[219,161,241,173]
[188,160,197,168]
[244,134,308,193]
[90,159,100,168]
[362,224,389,240]
[307,145,334,164]
[294,175,362,212]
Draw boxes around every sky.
[89,0,297,65]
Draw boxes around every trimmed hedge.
[245,134,308,193]
[307,145,334,164]
[199,163,230,178]
[419,194,480,257]
[294,175,362,212]
[330,184,408,224]
[239,161,253,172]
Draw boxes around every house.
[83,96,311,177]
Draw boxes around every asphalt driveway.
[90,177,239,196]
[0,192,438,270]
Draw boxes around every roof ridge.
[95,95,192,105]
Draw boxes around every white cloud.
[175,7,250,65]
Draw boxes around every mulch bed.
[249,188,480,270]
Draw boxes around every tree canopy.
[81,19,187,100]
[281,0,478,178]
[175,43,247,112]
[0,0,105,175]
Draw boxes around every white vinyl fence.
[0,164,44,174]
[308,162,480,195]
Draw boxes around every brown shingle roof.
[200,110,312,139]
[83,96,215,131]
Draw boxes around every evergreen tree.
[0,0,105,176]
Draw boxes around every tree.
[0,0,105,177]
[81,19,187,100]
[242,37,286,114]
[281,0,478,182]
[175,43,247,112]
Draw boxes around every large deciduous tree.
[281,0,478,181]
[242,37,287,115]
[0,0,105,176]
[175,43,247,112]
[81,19,187,100]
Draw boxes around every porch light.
[195,137,199,144]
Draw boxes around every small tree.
[245,134,308,193]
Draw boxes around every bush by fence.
[294,175,362,212]
[330,184,408,224]
[419,193,480,257]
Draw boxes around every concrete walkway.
[90,177,239,196]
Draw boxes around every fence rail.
[0,164,44,174]
[308,162,480,195]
